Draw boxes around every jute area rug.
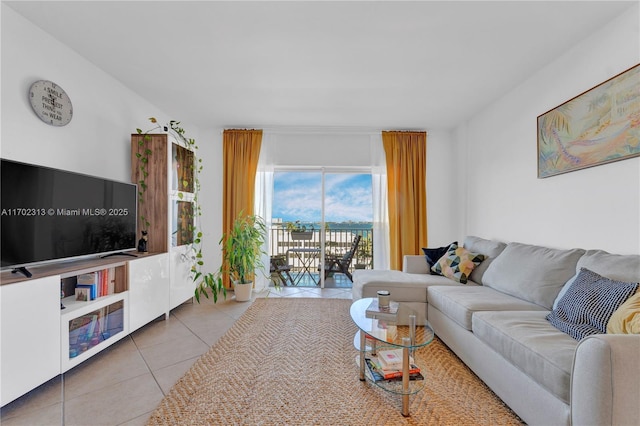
[147,298,524,425]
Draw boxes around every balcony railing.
[269,227,373,282]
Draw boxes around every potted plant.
[286,220,314,240]
[199,212,268,302]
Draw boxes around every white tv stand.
[0,252,172,406]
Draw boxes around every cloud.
[273,172,372,222]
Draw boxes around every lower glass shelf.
[355,354,426,395]
[61,293,129,371]
[354,332,426,395]
[68,299,124,358]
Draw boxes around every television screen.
[1,159,137,269]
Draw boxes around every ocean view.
[272,219,372,230]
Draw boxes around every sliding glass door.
[271,169,372,288]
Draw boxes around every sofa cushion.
[578,250,640,281]
[472,310,578,404]
[422,241,457,275]
[607,290,640,334]
[482,242,585,309]
[553,249,640,309]
[431,243,486,284]
[352,269,463,303]
[463,236,507,285]
[546,267,639,340]
[428,286,546,330]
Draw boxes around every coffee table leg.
[402,341,410,416]
[359,331,366,381]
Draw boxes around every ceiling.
[5,1,636,131]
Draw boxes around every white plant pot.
[234,281,253,302]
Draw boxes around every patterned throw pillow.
[422,242,457,275]
[546,267,639,340]
[431,243,485,284]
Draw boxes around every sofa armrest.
[571,334,640,426]
[403,255,429,274]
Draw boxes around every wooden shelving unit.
[131,132,196,311]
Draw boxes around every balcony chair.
[321,235,361,282]
[270,254,294,286]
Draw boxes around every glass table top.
[350,298,434,348]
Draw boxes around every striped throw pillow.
[546,267,639,340]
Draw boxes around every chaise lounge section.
[352,236,640,425]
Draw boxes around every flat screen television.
[1,159,137,272]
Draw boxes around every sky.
[272,172,373,223]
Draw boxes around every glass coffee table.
[350,297,434,417]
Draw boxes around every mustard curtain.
[222,129,263,288]
[382,131,427,270]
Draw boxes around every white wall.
[197,128,224,272]
[457,5,640,254]
[266,131,375,168]
[2,5,178,180]
[1,4,223,271]
[425,129,458,246]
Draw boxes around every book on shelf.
[77,273,96,286]
[74,268,118,300]
[107,267,115,295]
[96,268,107,298]
[366,299,399,320]
[99,268,116,297]
[364,357,423,382]
[377,348,414,370]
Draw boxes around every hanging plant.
[134,117,158,230]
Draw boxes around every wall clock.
[28,80,73,126]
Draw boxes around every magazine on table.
[364,357,423,382]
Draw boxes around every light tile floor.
[0,278,353,426]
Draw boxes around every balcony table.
[287,247,321,285]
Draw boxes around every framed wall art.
[537,63,640,178]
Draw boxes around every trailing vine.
[134,117,157,230]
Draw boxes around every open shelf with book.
[59,262,130,371]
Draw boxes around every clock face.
[29,80,73,126]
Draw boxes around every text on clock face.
[42,110,63,121]
[43,85,64,99]
[40,96,65,110]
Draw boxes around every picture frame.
[537,64,640,178]
[74,286,90,302]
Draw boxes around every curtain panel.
[254,132,274,291]
[222,129,263,288]
[382,131,427,270]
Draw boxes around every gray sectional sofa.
[352,236,640,426]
